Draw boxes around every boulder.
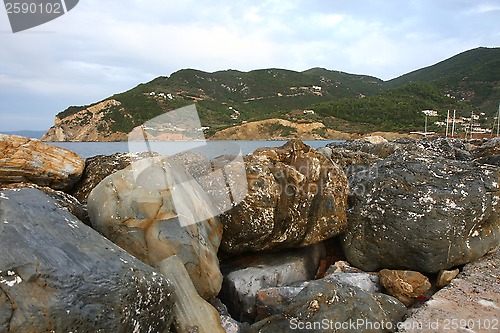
[251,279,407,332]
[401,137,472,161]
[88,156,223,300]
[324,272,382,294]
[220,140,348,255]
[219,242,325,323]
[399,248,500,332]
[379,270,432,306]
[0,188,174,333]
[342,150,500,273]
[328,138,400,159]
[0,182,88,224]
[0,134,84,190]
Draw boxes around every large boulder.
[0,188,174,333]
[251,279,407,332]
[87,156,223,300]
[0,134,84,190]
[472,137,500,166]
[220,140,348,255]
[342,150,500,273]
[219,243,325,323]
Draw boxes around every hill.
[41,47,500,141]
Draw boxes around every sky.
[0,0,499,132]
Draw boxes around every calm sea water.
[48,140,337,159]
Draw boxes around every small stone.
[379,269,432,306]
[436,268,460,288]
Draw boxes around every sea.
[47,140,338,159]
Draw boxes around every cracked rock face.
[220,140,348,255]
[0,134,84,191]
[342,150,500,273]
[0,188,174,333]
[87,156,223,300]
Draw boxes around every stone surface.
[88,156,223,300]
[0,182,89,224]
[157,255,224,333]
[473,137,500,166]
[401,137,472,161]
[399,248,500,333]
[219,242,325,323]
[324,272,382,294]
[436,268,460,288]
[0,188,174,333]
[0,134,84,190]
[255,283,309,321]
[220,140,348,255]
[69,152,138,203]
[329,138,400,159]
[342,150,500,273]
[251,279,407,332]
[379,269,432,306]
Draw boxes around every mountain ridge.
[41,46,500,142]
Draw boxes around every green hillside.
[52,47,500,137]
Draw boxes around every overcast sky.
[0,0,499,132]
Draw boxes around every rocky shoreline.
[0,133,499,332]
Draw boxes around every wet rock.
[379,269,432,306]
[399,248,500,333]
[0,134,84,190]
[251,279,407,332]
[220,140,348,255]
[436,268,460,288]
[0,182,89,224]
[255,283,309,321]
[219,242,325,323]
[0,188,174,333]
[342,150,500,273]
[88,156,223,300]
[157,255,224,333]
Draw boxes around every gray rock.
[0,188,174,333]
[401,137,472,161]
[251,279,407,332]
[328,138,400,159]
[342,150,500,273]
[255,283,309,321]
[219,242,325,323]
[472,137,500,166]
[323,272,381,293]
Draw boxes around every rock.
[0,182,89,224]
[436,268,460,288]
[69,152,137,203]
[473,137,500,165]
[88,156,223,300]
[399,248,500,333]
[324,272,382,294]
[0,188,174,333]
[157,255,224,333]
[0,134,84,190]
[329,138,400,159]
[211,298,249,333]
[220,140,348,255]
[379,269,432,306]
[219,242,325,323]
[342,150,500,273]
[401,137,472,161]
[251,279,407,332]
[325,260,365,274]
[255,283,309,321]
[362,135,388,144]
